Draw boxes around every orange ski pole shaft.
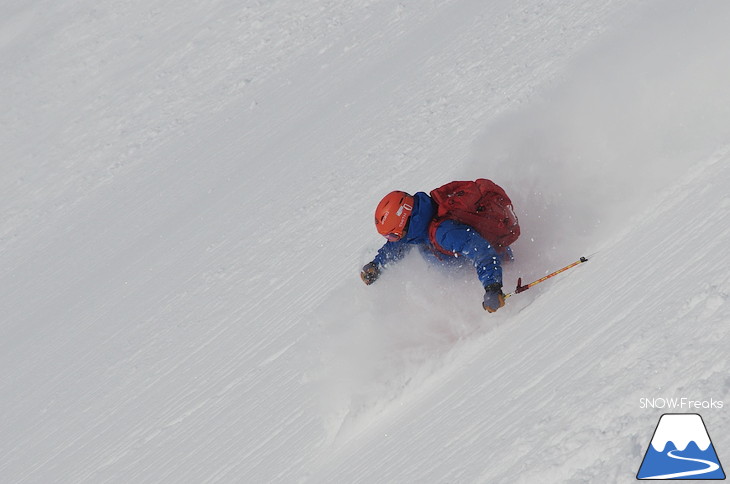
[504,256,588,299]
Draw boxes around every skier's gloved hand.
[482,283,505,312]
[360,262,380,285]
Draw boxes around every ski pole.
[504,256,589,299]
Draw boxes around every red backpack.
[428,179,520,256]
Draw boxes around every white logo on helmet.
[396,203,413,217]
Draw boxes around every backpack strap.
[428,218,454,258]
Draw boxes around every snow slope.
[1,0,729,482]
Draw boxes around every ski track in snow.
[1,0,730,482]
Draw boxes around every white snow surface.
[2,0,730,482]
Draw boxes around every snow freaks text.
[639,398,724,410]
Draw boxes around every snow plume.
[467,0,730,267]
[306,252,488,444]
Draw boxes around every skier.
[360,181,519,313]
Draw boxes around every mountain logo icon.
[637,413,725,480]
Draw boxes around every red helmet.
[374,191,414,241]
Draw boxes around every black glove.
[482,283,505,312]
[360,262,380,285]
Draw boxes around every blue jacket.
[372,192,503,288]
